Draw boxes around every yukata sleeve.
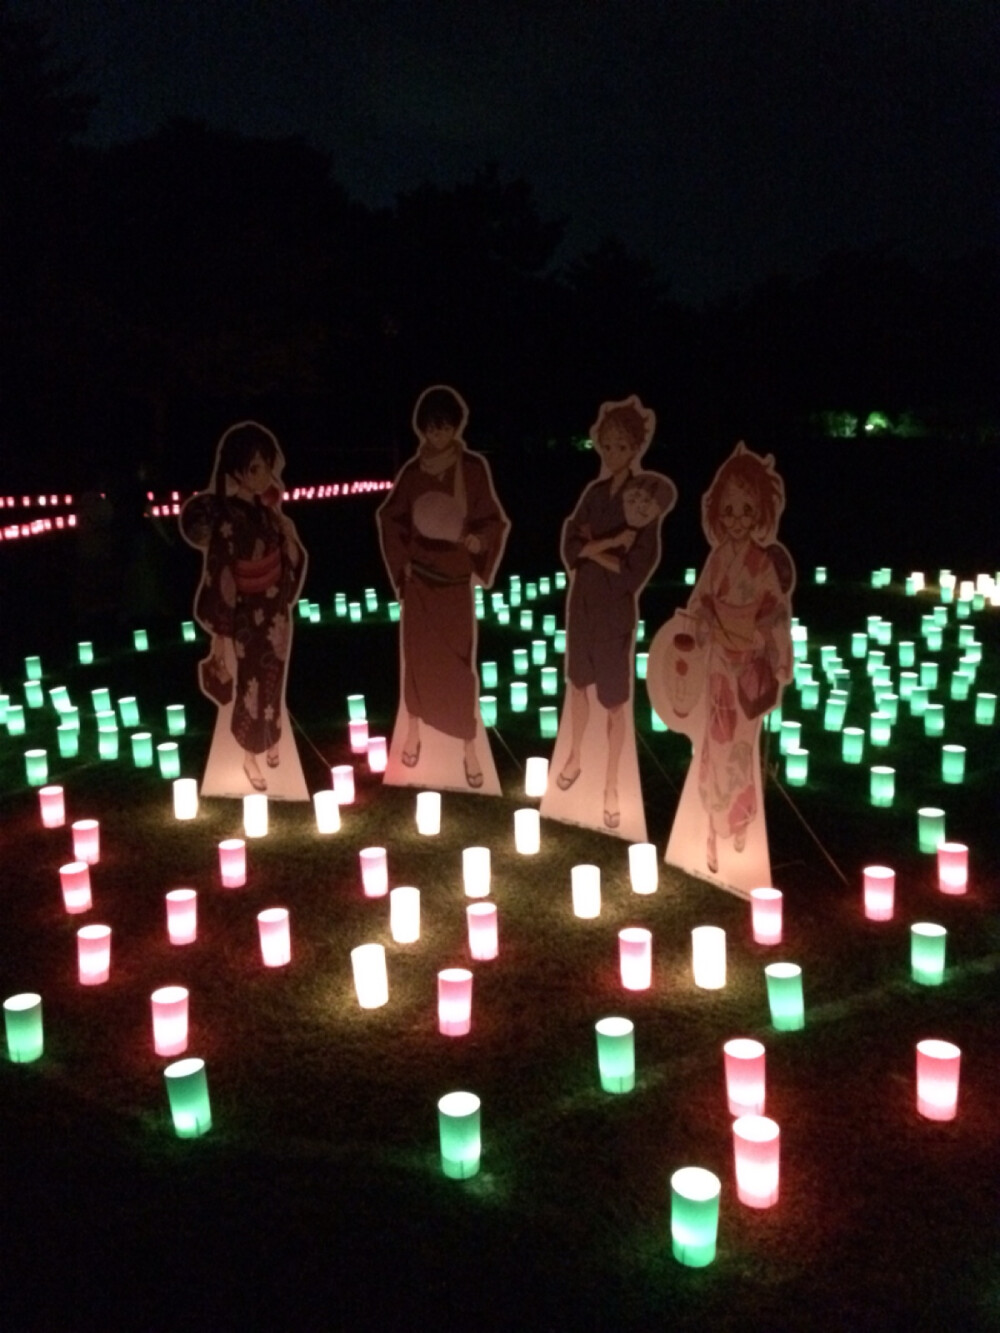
[464,456,510,588]
[376,465,416,595]
[182,494,237,637]
[617,520,661,596]
[562,485,600,571]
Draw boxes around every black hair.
[215,423,279,495]
[414,386,465,433]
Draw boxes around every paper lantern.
[133,629,149,651]
[57,724,79,758]
[97,728,119,761]
[723,1037,766,1116]
[651,704,668,732]
[359,846,388,898]
[519,609,533,631]
[514,808,540,854]
[917,806,945,853]
[59,861,92,914]
[91,686,112,713]
[331,764,355,804]
[77,924,111,984]
[72,818,100,865]
[156,742,181,779]
[117,695,140,728]
[863,865,895,921]
[595,1017,635,1093]
[438,968,473,1036]
[572,864,601,918]
[151,986,189,1056]
[733,1115,780,1208]
[692,926,727,989]
[778,720,801,756]
[916,1039,961,1120]
[923,703,945,737]
[348,601,361,622]
[334,593,348,618]
[975,692,996,725]
[351,943,388,1008]
[785,747,809,786]
[619,927,652,990]
[390,886,421,943]
[919,660,939,690]
[765,963,804,1031]
[467,902,498,960]
[869,712,892,747]
[822,690,848,733]
[4,993,43,1063]
[364,587,378,613]
[182,620,197,642]
[462,846,491,898]
[416,791,441,835]
[937,842,968,894]
[524,756,549,797]
[531,638,547,666]
[257,908,291,967]
[349,718,369,754]
[165,703,186,736]
[437,1091,481,1179]
[941,744,966,784]
[24,749,48,787]
[5,703,26,735]
[628,842,658,895]
[366,736,388,773]
[538,706,558,738]
[38,785,65,829]
[218,838,246,888]
[749,888,782,946]
[510,681,528,713]
[164,1057,212,1137]
[496,607,510,626]
[869,765,895,808]
[172,777,199,821]
[949,670,972,702]
[78,640,94,664]
[684,567,697,586]
[850,632,867,659]
[313,789,341,834]
[24,680,44,709]
[909,685,930,716]
[481,660,498,689]
[842,727,864,763]
[512,647,529,675]
[96,708,118,734]
[554,628,566,652]
[479,695,498,727]
[130,731,154,767]
[165,889,198,945]
[910,923,947,986]
[670,1167,721,1267]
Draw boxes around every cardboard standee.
[377,386,510,794]
[540,396,676,841]
[180,422,309,800]
[648,442,795,895]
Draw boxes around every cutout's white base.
[382,703,502,796]
[200,703,309,800]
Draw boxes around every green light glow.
[910,923,947,986]
[595,1018,635,1094]
[765,963,805,1031]
[438,1091,481,1179]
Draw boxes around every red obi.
[234,546,282,595]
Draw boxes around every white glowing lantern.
[732,1115,780,1208]
[692,926,727,989]
[723,1038,766,1116]
[359,846,388,898]
[243,793,268,838]
[151,986,190,1056]
[218,838,246,888]
[348,718,369,754]
[172,777,199,820]
[367,736,388,773]
[165,889,198,945]
[749,888,783,945]
[467,902,499,960]
[916,1039,961,1120]
[524,756,549,798]
[59,861,92,914]
[415,790,441,835]
[351,943,388,1008]
[312,789,341,833]
[39,785,65,829]
[627,842,658,895]
[77,924,111,984]
[462,846,491,898]
[514,808,540,854]
[862,865,895,921]
[331,764,355,804]
[71,818,100,865]
[619,927,652,991]
[571,864,601,919]
[937,842,968,894]
[438,968,473,1036]
[390,887,421,943]
[257,908,291,967]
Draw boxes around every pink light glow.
[749,888,783,945]
[863,865,895,921]
[723,1038,766,1116]
[165,889,198,945]
[151,986,189,1056]
[359,846,388,898]
[331,764,355,804]
[366,736,388,773]
[732,1115,780,1207]
[257,908,291,967]
[71,819,100,865]
[937,842,969,895]
[916,1039,961,1120]
[619,927,652,990]
[218,838,247,888]
[438,968,473,1036]
[59,861,92,914]
[467,902,499,960]
[39,785,65,829]
[77,924,111,984]
[349,718,369,754]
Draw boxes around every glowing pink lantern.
[937,842,968,895]
[366,736,387,773]
[862,865,895,921]
[71,818,100,865]
[59,861,92,914]
[257,908,291,967]
[723,1038,766,1117]
[749,888,783,945]
[39,785,65,829]
[359,846,388,898]
[77,924,111,984]
[467,902,499,960]
[332,764,355,804]
[438,968,473,1036]
[218,838,246,888]
[349,718,369,754]
[732,1115,780,1208]
[619,927,652,991]
[916,1039,961,1120]
[165,889,198,945]
[151,986,189,1056]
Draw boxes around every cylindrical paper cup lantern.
[863,865,895,921]
[438,1091,481,1179]
[917,807,945,853]
[133,628,149,651]
[77,924,111,984]
[438,968,473,1036]
[416,790,441,835]
[922,703,944,737]
[910,923,947,986]
[78,640,94,664]
[538,706,558,738]
[732,1115,780,1208]
[869,765,895,807]
[778,719,800,756]
[57,724,79,758]
[524,756,549,798]
[218,838,246,888]
[481,660,498,689]
[941,744,966,784]
[359,847,388,898]
[166,889,198,945]
[346,693,366,721]
[332,764,355,804]
[670,1167,721,1267]
[619,927,652,991]
[390,887,421,944]
[39,785,65,829]
[313,789,341,833]
[512,647,528,675]
[571,864,601,919]
[351,943,388,1008]
[166,704,186,736]
[367,736,388,773]
[509,680,528,712]
[164,1058,212,1138]
[243,793,268,838]
[118,695,140,727]
[916,1039,961,1121]
[842,727,864,763]
[628,842,658,895]
[462,846,491,898]
[749,888,782,945]
[723,1037,766,1116]
[348,717,369,754]
[5,703,26,735]
[937,842,968,895]
[97,729,119,760]
[59,861,92,914]
[975,692,997,725]
[24,749,48,787]
[72,818,100,865]
[692,926,727,989]
[540,666,558,696]
[595,1017,635,1093]
[257,908,291,967]
[156,742,181,779]
[4,993,44,1063]
[172,777,199,821]
[479,695,498,726]
[130,731,154,767]
[151,986,189,1057]
[514,808,540,854]
[765,963,805,1030]
[467,902,498,960]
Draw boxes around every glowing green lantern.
[389,600,401,622]
[437,1091,481,1179]
[904,576,916,595]
[526,581,538,601]
[531,639,547,666]
[24,655,42,681]
[792,661,813,688]
[6,703,26,736]
[23,680,44,709]
[778,720,801,756]
[157,742,181,780]
[785,747,808,786]
[512,648,528,676]
[347,694,366,722]
[814,566,827,584]
[925,625,943,651]
[508,581,521,608]
[823,691,848,731]
[923,704,945,737]
[91,687,112,713]
[909,685,930,717]
[766,704,783,733]
[509,682,528,713]
[554,629,566,653]
[651,706,668,732]
[941,744,965,784]
[334,593,347,617]
[97,729,119,761]
[49,686,72,713]
[878,693,898,724]
[133,629,149,652]
[364,587,378,613]
[348,601,361,623]
[539,706,558,739]
[481,661,498,689]
[496,606,510,626]
[297,597,310,619]
[670,1167,721,1267]
[63,706,80,731]
[308,602,321,624]
[898,671,918,700]
[975,692,996,725]
[869,712,892,747]
[866,650,884,676]
[957,625,975,648]
[898,641,915,668]
[479,696,498,727]
[684,568,696,586]
[164,1057,212,1138]
[96,709,117,734]
[635,652,649,681]
[851,632,867,659]
[555,570,566,590]
[57,724,79,759]
[955,598,970,619]
[519,609,533,632]
[4,993,43,1062]
[78,640,95,664]
[799,681,820,711]
[182,620,197,643]
[873,621,892,647]
[118,696,140,728]
[0,694,9,725]
[542,614,557,636]
[870,765,895,807]
[166,704,186,736]
[540,667,558,697]
[24,749,48,786]
[131,732,154,768]
[910,923,947,986]
[949,670,972,702]
[932,605,948,626]
[765,963,805,1031]
[595,1017,635,1093]
[917,807,945,854]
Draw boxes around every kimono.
[181,492,305,755]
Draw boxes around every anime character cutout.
[180,421,308,798]
[377,385,510,793]
[541,395,676,841]
[648,441,795,893]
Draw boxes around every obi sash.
[234,546,282,595]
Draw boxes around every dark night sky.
[11,0,998,302]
